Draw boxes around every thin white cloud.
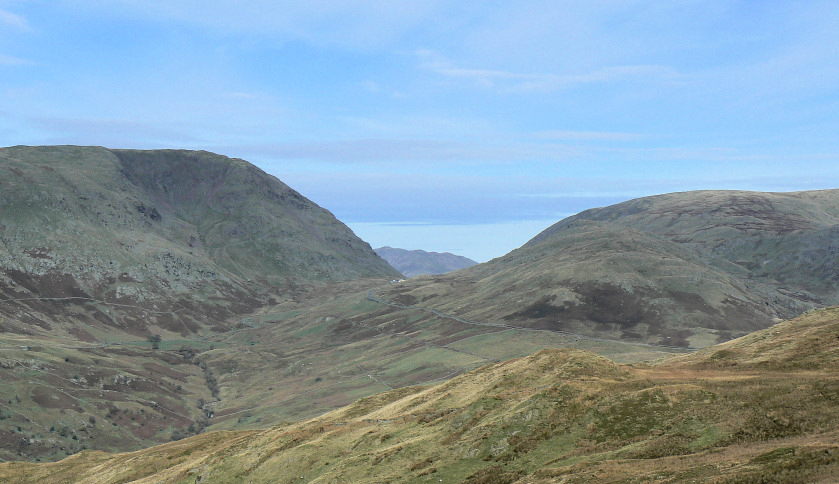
[0,54,33,66]
[225,92,257,99]
[339,113,497,140]
[417,49,683,92]
[223,91,276,101]
[0,8,30,31]
[435,67,537,80]
[234,139,501,162]
[514,65,685,92]
[227,137,839,168]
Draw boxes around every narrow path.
[0,402,47,431]
[366,374,393,391]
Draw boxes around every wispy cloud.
[0,54,34,66]
[434,67,537,81]
[225,92,258,100]
[358,80,405,99]
[227,137,839,170]
[222,91,276,102]
[234,139,515,163]
[0,8,30,31]
[416,49,683,92]
[360,80,380,93]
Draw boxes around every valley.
[1,146,838,481]
[4,2,837,481]
[3,305,839,482]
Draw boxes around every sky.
[2,1,838,262]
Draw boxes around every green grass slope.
[114,149,400,284]
[4,307,838,483]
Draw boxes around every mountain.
[374,246,477,277]
[0,145,399,339]
[374,189,839,348]
[0,145,401,461]
[5,306,838,482]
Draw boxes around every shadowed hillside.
[4,307,838,482]
[376,189,839,348]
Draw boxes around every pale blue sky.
[2,1,838,261]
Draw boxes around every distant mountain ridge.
[377,189,839,348]
[374,246,477,277]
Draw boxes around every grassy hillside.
[114,149,400,284]
[4,307,838,482]
[376,189,839,348]
[531,189,839,300]
[0,145,401,460]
